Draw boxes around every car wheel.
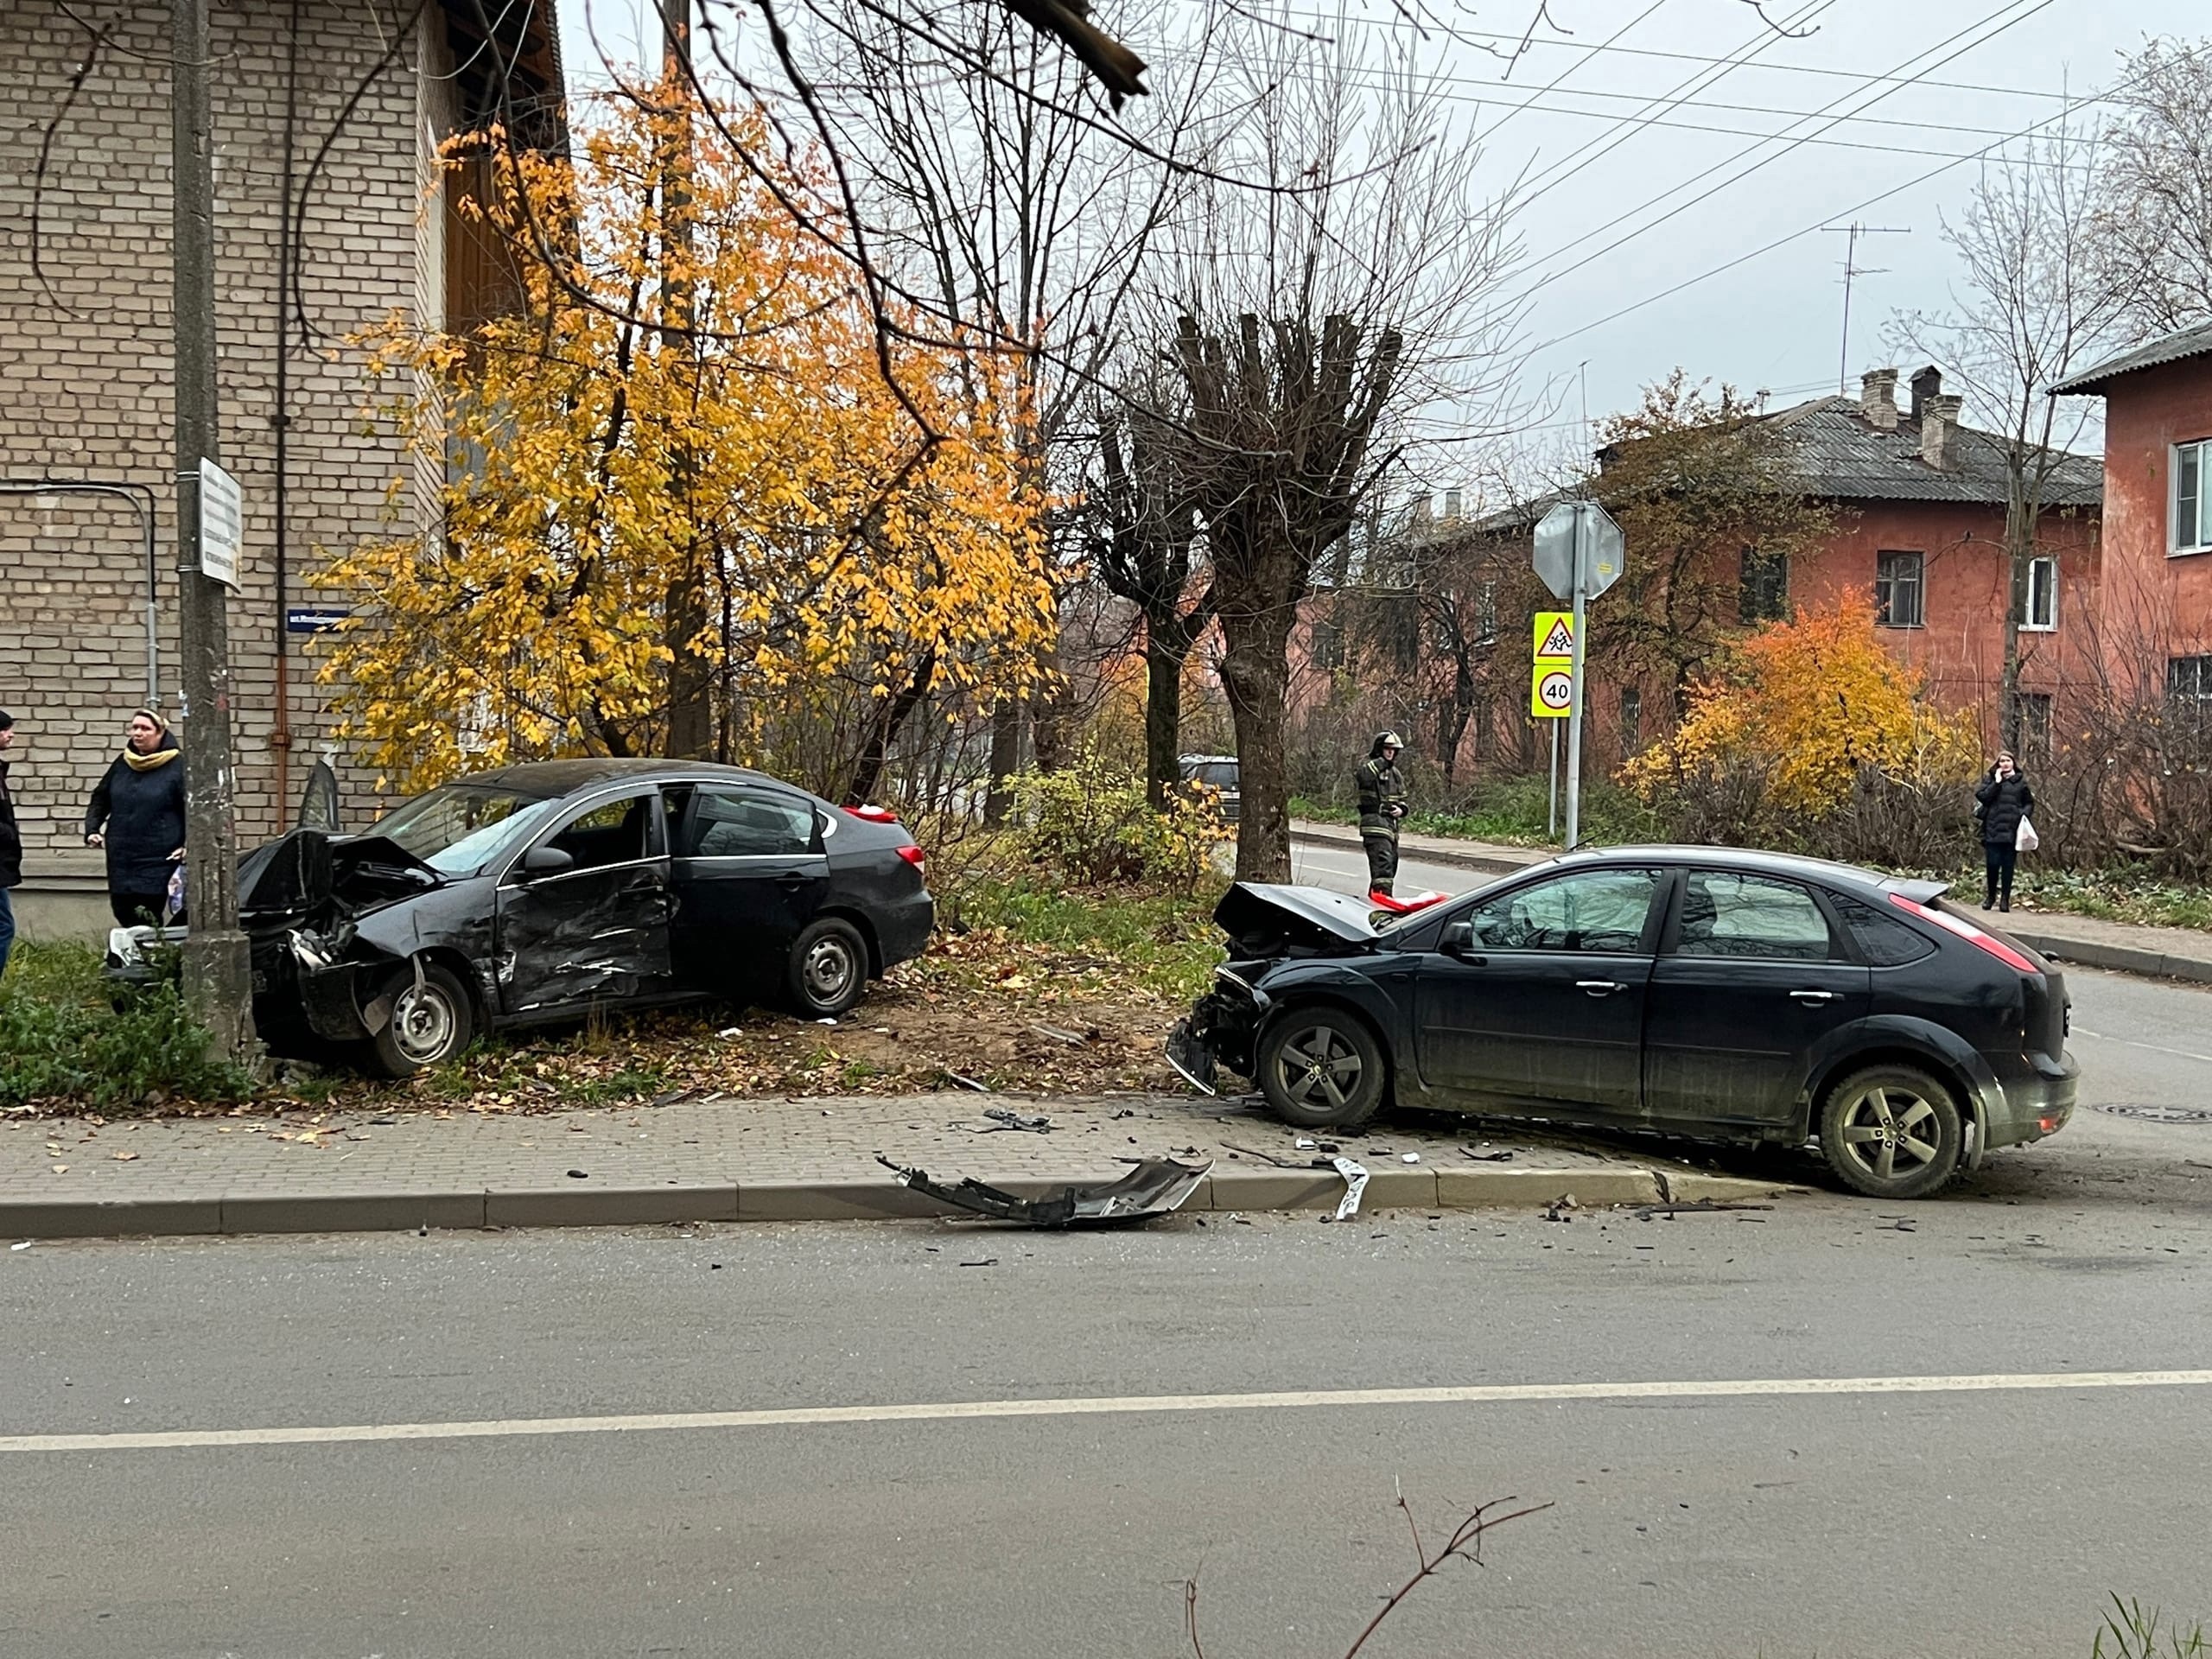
[1256,1008,1387,1129]
[787,918,868,1018]
[1817,1064,1964,1199]
[368,962,474,1078]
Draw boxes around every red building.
[2050,321,2212,711]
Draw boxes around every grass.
[0,940,255,1114]
[946,877,1226,1002]
[1293,776,1664,849]
[2095,1598,2208,1659]
[2016,865,2212,932]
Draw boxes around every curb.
[1292,824,1540,879]
[2007,930,2212,987]
[0,1167,1802,1241]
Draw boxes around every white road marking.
[6,1370,2211,1455]
[2068,1026,2212,1066]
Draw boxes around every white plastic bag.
[2015,816,2040,853]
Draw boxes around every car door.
[665,782,830,995]
[1643,868,1871,1132]
[496,790,677,1018]
[1413,865,1666,1117]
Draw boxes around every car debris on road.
[874,1154,1211,1227]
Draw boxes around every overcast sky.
[552,0,2199,467]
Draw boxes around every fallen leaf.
[50,1164,67,1174]
[111,1151,140,1162]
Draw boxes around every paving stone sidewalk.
[0,1089,1783,1238]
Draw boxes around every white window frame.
[2019,554,2059,632]
[2177,437,2212,556]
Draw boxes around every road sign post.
[1533,501,1624,850]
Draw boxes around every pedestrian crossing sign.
[1533,611,1574,661]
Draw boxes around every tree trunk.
[1143,623,1189,809]
[664,565,713,758]
[983,702,1022,825]
[1217,602,1294,881]
[844,646,937,806]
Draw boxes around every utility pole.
[659,0,713,760]
[171,0,254,1057]
[1822,222,1910,393]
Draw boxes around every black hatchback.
[114,760,935,1077]
[1167,847,2078,1198]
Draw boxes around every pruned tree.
[1150,22,1518,880]
[1086,378,1211,806]
[1891,122,2126,749]
[2089,35,2212,341]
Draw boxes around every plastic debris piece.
[876,1154,1212,1228]
[981,1107,1053,1134]
[1332,1157,1370,1221]
[1400,1152,1421,1164]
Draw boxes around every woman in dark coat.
[85,709,187,926]
[1974,749,2034,913]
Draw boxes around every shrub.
[1007,750,1230,891]
[0,942,256,1114]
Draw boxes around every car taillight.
[895,844,926,868]
[1887,893,2039,975]
[848,804,899,824]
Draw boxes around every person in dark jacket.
[1974,749,2034,912]
[85,709,188,927]
[0,709,20,982]
[1354,731,1409,897]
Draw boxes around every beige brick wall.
[0,0,445,865]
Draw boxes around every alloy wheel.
[1833,1083,1942,1185]
[1273,1024,1363,1114]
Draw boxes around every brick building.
[2050,321,2212,710]
[1,1,560,930]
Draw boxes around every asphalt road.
[3,840,2206,1657]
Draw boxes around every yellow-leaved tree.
[317,84,1054,802]
[1624,603,1980,849]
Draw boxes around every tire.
[368,961,474,1078]
[1817,1063,1965,1199]
[786,918,869,1019]
[1255,1007,1388,1130]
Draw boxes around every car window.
[1192,763,1238,789]
[375,786,563,876]
[1831,893,1937,966]
[1463,868,1661,954]
[1675,871,1834,961]
[683,787,815,857]
[543,793,656,872]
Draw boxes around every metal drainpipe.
[0,480,162,705]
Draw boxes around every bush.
[0,942,256,1113]
[1007,750,1230,891]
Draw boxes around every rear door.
[1643,868,1870,1132]
[666,782,830,995]
[1413,865,1666,1117]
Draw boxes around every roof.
[455,758,782,797]
[1764,396,2102,507]
[2050,321,2212,396]
[435,0,566,151]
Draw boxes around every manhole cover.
[2094,1103,2212,1125]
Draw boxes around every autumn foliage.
[1624,602,1980,830]
[317,89,1052,798]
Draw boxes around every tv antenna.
[1822,222,1910,394]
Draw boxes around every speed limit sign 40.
[1531,664,1573,719]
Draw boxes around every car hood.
[239,830,445,924]
[1214,882,1381,954]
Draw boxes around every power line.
[1466,0,1672,149]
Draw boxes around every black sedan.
[124,760,933,1077]
[1167,847,2078,1198]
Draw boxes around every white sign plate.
[199,457,242,590]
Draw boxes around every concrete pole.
[172,0,255,1056]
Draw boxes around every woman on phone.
[84,709,188,926]
[1974,749,2033,912]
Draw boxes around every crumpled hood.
[239,829,443,920]
[1213,882,1381,952]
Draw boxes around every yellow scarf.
[122,746,179,772]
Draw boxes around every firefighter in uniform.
[1355,731,1408,898]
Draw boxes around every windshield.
[1187,762,1238,789]
[372,785,564,876]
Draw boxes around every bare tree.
[2089,35,2212,341]
[1086,378,1211,805]
[1151,23,1518,880]
[1891,123,2125,750]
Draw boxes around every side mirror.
[1440,921,1476,957]
[520,844,575,878]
